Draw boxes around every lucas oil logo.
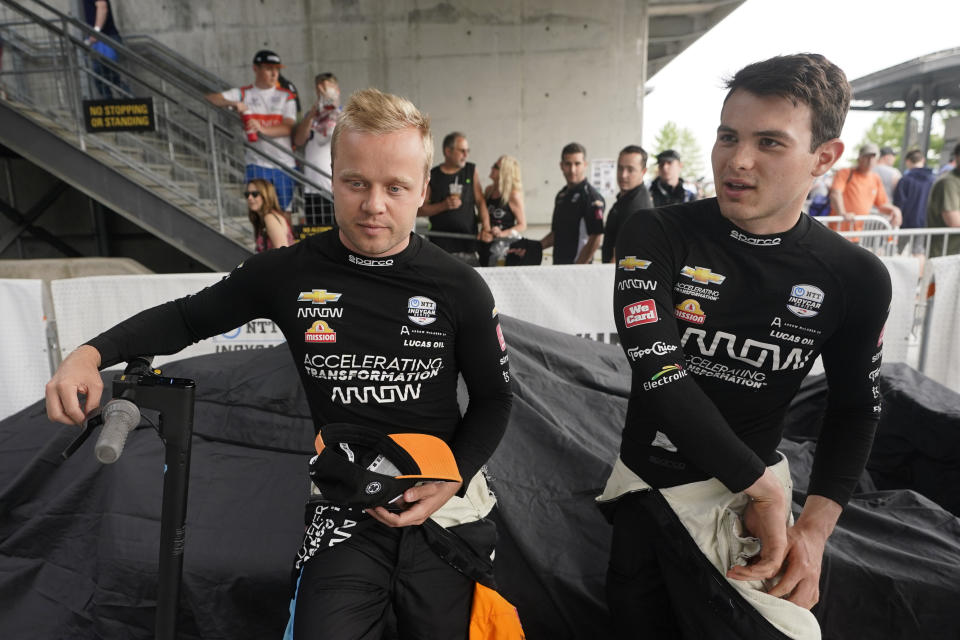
[787,284,824,318]
[305,320,337,343]
[407,296,437,326]
[623,299,658,327]
[674,299,706,324]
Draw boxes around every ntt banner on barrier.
[50,274,286,367]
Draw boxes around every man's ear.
[814,139,844,177]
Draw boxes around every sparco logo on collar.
[349,255,394,267]
[787,284,824,318]
[730,229,781,246]
[407,296,437,326]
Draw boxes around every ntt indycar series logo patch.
[787,284,824,318]
[305,320,337,343]
[407,296,437,326]
[623,299,658,327]
[643,364,688,391]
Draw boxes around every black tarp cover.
[1,316,959,639]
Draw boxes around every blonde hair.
[496,155,522,204]
[331,88,433,178]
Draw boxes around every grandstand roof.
[850,48,960,111]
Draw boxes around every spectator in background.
[828,143,902,232]
[540,142,605,264]
[417,132,490,265]
[245,178,294,253]
[927,142,960,257]
[205,50,297,212]
[874,146,902,200]
[83,0,128,98]
[602,144,653,263]
[893,148,936,256]
[294,72,340,229]
[649,149,697,207]
[478,155,527,266]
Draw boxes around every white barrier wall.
[477,264,618,343]
[0,279,49,417]
[50,274,287,367]
[1,255,950,421]
[921,256,960,391]
[878,256,923,366]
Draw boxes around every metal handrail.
[0,0,333,244]
[8,0,333,192]
[124,33,231,92]
[812,214,894,229]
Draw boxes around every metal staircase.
[0,0,332,271]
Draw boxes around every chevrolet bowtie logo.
[681,266,726,285]
[618,256,651,271]
[298,289,343,304]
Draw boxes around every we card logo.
[623,299,658,327]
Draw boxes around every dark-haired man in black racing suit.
[46,89,512,640]
[599,54,891,639]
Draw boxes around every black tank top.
[485,193,516,230]
[428,163,478,253]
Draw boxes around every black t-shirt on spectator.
[551,180,605,264]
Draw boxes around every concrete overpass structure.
[111,0,744,223]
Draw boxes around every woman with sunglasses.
[245,178,295,252]
[479,155,527,266]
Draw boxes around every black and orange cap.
[309,423,461,508]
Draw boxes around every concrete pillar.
[920,86,935,158]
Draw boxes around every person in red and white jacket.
[206,50,298,210]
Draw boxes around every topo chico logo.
[365,481,383,495]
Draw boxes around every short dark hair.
[442,131,466,150]
[904,149,924,164]
[953,142,960,159]
[562,142,586,159]
[619,144,648,167]
[723,53,850,152]
[314,72,338,85]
